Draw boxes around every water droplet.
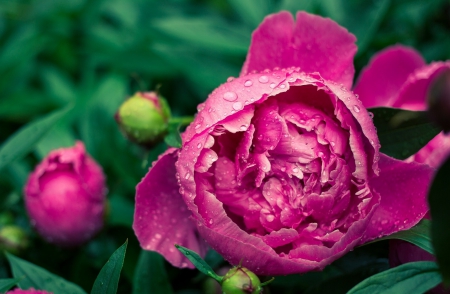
[227,76,234,82]
[223,91,238,101]
[330,141,335,147]
[209,219,213,225]
[266,215,275,222]
[279,84,286,89]
[368,112,374,119]
[195,124,201,129]
[381,220,388,225]
[292,167,299,173]
[353,105,360,113]
[232,101,243,110]
[184,172,190,180]
[340,85,347,92]
[240,125,248,131]
[269,83,276,89]
[258,76,269,83]
[197,143,202,149]
[155,233,162,239]
[280,167,286,172]
[244,80,253,87]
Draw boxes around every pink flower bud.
[7,288,53,294]
[24,142,106,247]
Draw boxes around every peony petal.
[407,133,450,169]
[241,11,357,89]
[360,153,433,243]
[393,62,450,110]
[133,149,207,269]
[354,45,426,108]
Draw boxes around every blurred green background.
[0,0,449,293]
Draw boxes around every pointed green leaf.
[370,107,441,159]
[133,250,173,294]
[348,261,441,294]
[429,156,450,286]
[91,239,128,294]
[0,105,72,171]
[6,252,86,294]
[0,277,23,292]
[364,219,433,254]
[175,245,223,283]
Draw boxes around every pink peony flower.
[7,288,53,294]
[133,11,434,275]
[354,45,450,293]
[24,141,106,247]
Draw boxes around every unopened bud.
[0,225,29,255]
[221,266,262,294]
[115,92,171,147]
[24,142,106,247]
[428,68,450,133]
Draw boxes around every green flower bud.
[115,92,171,147]
[221,266,262,294]
[428,69,450,133]
[0,225,29,255]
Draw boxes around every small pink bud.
[24,142,106,247]
[7,288,53,294]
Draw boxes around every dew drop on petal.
[280,84,286,89]
[330,141,335,147]
[223,91,238,101]
[269,83,276,89]
[232,101,243,110]
[258,76,269,84]
[266,215,275,222]
[353,105,360,113]
[244,80,253,87]
[155,233,162,239]
[368,112,374,119]
[240,125,248,131]
[292,167,299,173]
[197,143,202,149]
[195,124,201,129]
[184,172,190,180]
[227,76,234,82]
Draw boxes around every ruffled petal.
[360,153,433,243]
[393,61,450,110]
[241,11,357,89]
[407,133,450,169]
[354,45,426,108]
[133,149,207,269]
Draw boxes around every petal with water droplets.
[133,149,207,268]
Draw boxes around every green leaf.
[132,250,173,294]
[0,104,72,171]
[164,121,183,148]
[152,17,249,55]
[91,239,128,294]
[6,252,86,294]
[429,156,450,286]
[370,107,441,159]
[0,277,23,292]
[347,261,441,294]
[364,219,433,254]
[175,245,223,283]
[227,0,272,28]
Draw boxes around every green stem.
[169,116,194,127]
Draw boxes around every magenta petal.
[393,62,450,110]
[133,149,207,269]
[241,11,357,89]
[354,45,426,108]
[360,153,433,243]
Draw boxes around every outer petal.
[360,154,433,243]
[133,149,207,268]
[393,61,450,110]
[408,134,450,169]
[240,11,357,89]
[354,45,426,108]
